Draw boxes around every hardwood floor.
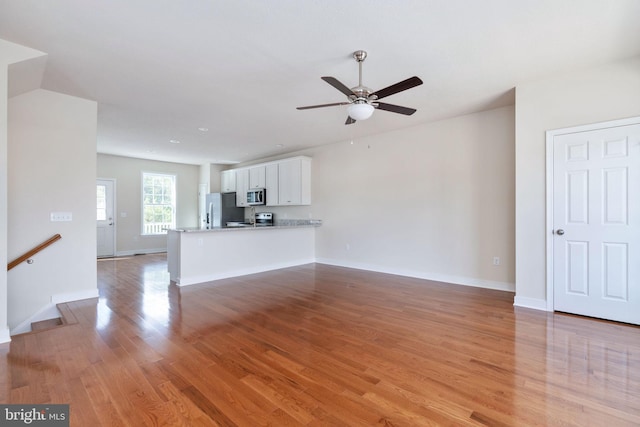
[1,254,639,426]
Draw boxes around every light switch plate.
[50,211,72,222]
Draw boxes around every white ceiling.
[2,0,640,165]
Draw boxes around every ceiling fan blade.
[297,102,349,110]
[345,116,356,125]
[376,102,417,115]
[372,76,423,100]
[322,76,355,97]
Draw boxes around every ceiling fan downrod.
[352,50,373,101]
[353,50,367,88]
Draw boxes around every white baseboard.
[10,288,99,336]
[51,288,99,304]
[315,258,515,292]
[513,296,548,311]
[0,327,11,344]
[116,248,166,257]
[10,303,61,335]
[176,258,316,287]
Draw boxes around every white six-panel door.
[550,120,639,325]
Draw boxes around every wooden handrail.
[7,234,62,271]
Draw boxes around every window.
[97,184,107,220]
[142,172,176,235]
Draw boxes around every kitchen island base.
[167,226,316,286]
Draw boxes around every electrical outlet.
[493,256,500,266]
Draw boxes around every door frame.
[97,178,117,258]
[545,115,640,312]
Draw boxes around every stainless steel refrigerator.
[205,192,244,228]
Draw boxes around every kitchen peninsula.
[167,220,321,286]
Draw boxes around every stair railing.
[7,234,62,271]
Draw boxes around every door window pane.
[97,184,107,221]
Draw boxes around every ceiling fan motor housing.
[350,87,375,103]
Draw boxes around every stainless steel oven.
[255,212,273,226]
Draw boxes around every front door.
[550,119,640,324]
[97,179,115,258]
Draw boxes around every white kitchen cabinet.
[235,169,249,207]
[266,163,279,206]
[234,166,263,206]
[220,170,236,192]
[278,157,311,205]
[248,166,266,189]
[230,156,311,207]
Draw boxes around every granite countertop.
[170,219,322,233]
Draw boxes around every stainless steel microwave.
[247,188,266,206]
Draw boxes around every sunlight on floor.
[142,264,171,324]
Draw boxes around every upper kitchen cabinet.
[235,169,249,207]
[248,166,266,189]
[278,157,311,206]
[228,156,311,207]
[265,163,279,206]
[233,166,267,206]
[221,169,236,192]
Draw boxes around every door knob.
[556,229,565,235]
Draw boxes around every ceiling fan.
[297,50,423,125]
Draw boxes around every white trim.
[115,248,167,257]
[545,128,555,311]
[176,256,516,292]
[10,289,99,336]
[0,328,11,344]
[10,303,61,335]
[315,258,515,292]
[546,115,640,137]
[97,177,117,258]
[513,296,548,311]
[51,288,99,304]
[545,116,640,313]
[175,258,315,287]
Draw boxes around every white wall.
[8,88,98,330]
[97,154,199,255]
[240,105,516,291]
[312,106,515,289]
[1,39,48,342]
[515,56,640,308]
[209,163,224,192]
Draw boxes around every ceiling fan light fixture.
[347,102,374,121]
